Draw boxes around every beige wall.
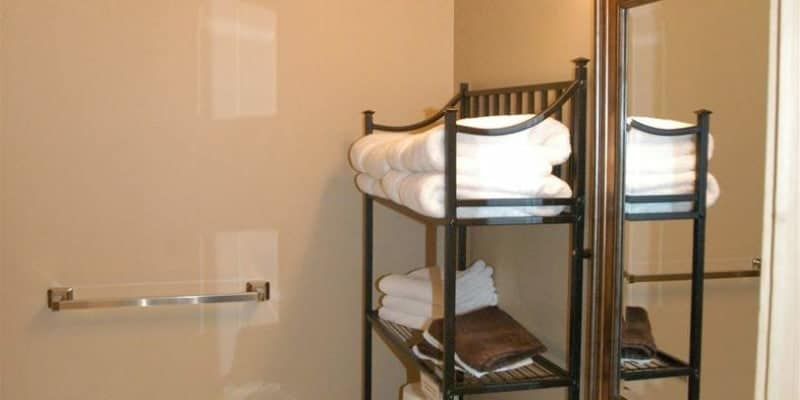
[623,1,769,399]
[0,1,453,399]
[455,1,593,399]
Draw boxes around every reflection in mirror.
[619,1,769,400]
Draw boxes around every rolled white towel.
[378,307,429,330]
[381,170,409,204]
[355,174,387,198]
[626,174,720,213]
[388,172,572,218]
[385,115,571,174]
[349,133,405,178]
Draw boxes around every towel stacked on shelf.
[621,306,658,362]
[377,260,498,330]
[349,114,574,218]
[625,117,721,214]
[412,306,548,378]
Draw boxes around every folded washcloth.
[382,115,570,175]
[625,174,720,214]
[378,307,430,331]
[423,306,548,376]
[412,340,534,378]
[377,261,495,304]
[349,133,406,179]
[621,306,658,361]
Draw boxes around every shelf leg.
[457,226,467,271]
[443,220,457,400]
[363,196,374,400]
[688,110,710,400]
[568,216,586,400]
[443,108,458,400]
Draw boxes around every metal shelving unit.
[361,59,590,400]
[618,112,712,399]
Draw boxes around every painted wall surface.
[623,1,769,399]
[0,1,453,399]
[454,1,593,399]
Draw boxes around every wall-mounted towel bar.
[47,281,269,311]
[625,258,761,284]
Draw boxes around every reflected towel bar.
[624,270,760,284]
[625,258,761,284]
[47,281,269,311]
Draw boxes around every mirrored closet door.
[593,0,771,399]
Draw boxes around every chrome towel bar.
[47,281,269,311]
[624,258,761,284]
[624,270,760,284]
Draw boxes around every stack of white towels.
[625,117,721,213]
[377,260,498,330]
[349,114,574,218]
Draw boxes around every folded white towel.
[626,147,713,175]
[384,169,557,205]
[381,170,408,204]
[378,307,430,330]
[349,133,406,178]
[627,172,719,196]
[381,291,499,318]
[625,116,715,176]
[383,115,571,174]
[392,173,572,218]
[627,116,715,152]
[356,172,572,219]
[419,331,535,378]
[378,263,495,304]
[626,174,720,213]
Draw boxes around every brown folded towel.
[621,306,658,360]
[426,306,547,371]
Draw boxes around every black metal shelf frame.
[362,59,590,400]
[619,111,712,398]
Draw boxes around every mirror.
[617,0,769,399]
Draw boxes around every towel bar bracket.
[47,287,75,311]
[47,281,270,312]
[247,281,270,301]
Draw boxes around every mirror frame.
[589,0,664,399]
